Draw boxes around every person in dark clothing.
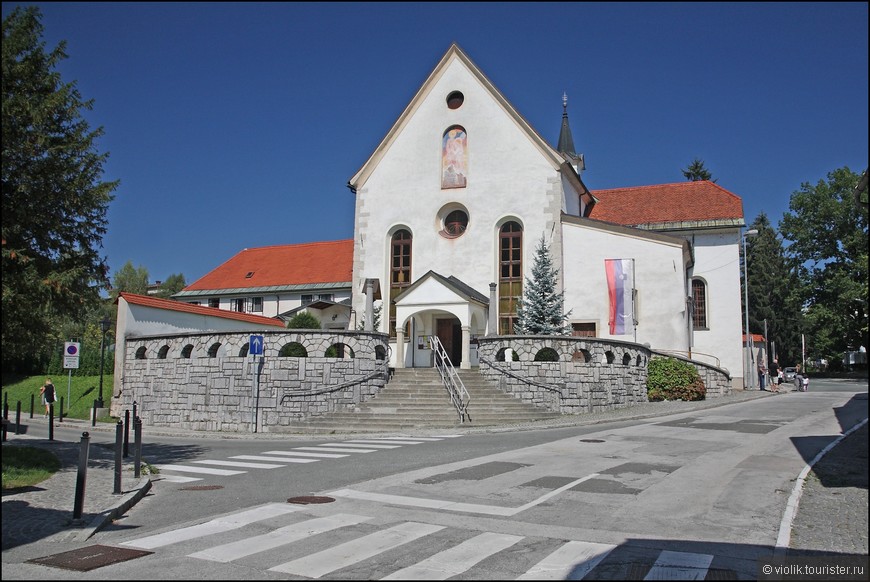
[39,377,56,417]
[769,357,781,386]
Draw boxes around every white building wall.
[561,222,690,353]
[353,57,563,330]
[678,229,744,382]
[185,289,352,320]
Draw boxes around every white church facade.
[176,44,746,387]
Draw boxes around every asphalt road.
[4,381,861,580]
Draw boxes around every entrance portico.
[392,271,489,369]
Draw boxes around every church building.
[178,44,746,387]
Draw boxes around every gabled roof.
[348,43,573,191]
[393,271,489,305]
[119,292,286,328]
[589,181,744,230]
[181,240,353,293]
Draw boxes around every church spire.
[557,92,576,156]
[557,93,584,171]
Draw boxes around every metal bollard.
[48,403,54,441]
[2,401,7,421]
[132,400,138,422]
[73,432,90,520]
[134,417,143,478]
[30,394,34,419]
[114,420,123,494]
[59,396,64,422]
[123,409,130,458]
[15,401,22,435]
[91,400,98,427]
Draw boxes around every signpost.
[63,342,81,413]
[249,336,264,432]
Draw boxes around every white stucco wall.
[561,222,690,353]
[185,289,352,320]
[676,229,743,383]
[352,55,564,331]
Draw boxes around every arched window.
[181,344,194,358]
[622,353,632,365]
[325,343,355,358]
[157,345,170,359]
[441,126,467,189]
[692,279,707,329]
[207,343,221,358]
[238,344,249,357]
[135,346,147,360]
[390,229,412,337]
[498,221,523,334]
[375,345,387,361]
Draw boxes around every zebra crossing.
[118,502,723,580]
[154,435,463,483]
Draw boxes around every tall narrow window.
[250,297,263,312]
[692,279,707,329]
[233,298,246,312]
[390,229,412,337]
[498,221,523,334]
[441,126,467,189]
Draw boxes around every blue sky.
[5,2,868,286]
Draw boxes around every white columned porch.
[460,326,471,369]
[395,327,405,368]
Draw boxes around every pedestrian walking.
[757,361,767,391]
[39,377,56,416]
[769,357,781,386]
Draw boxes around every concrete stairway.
[284,367,563,434]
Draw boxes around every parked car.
[783,367,797,382]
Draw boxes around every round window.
[444,210,468,236]
[446,91,464,110]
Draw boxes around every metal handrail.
[427,335,471,423]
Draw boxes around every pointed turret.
[557,93,585,172]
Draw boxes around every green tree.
[2,7,118,372]
[514,236,572,335]
[111,261,149,299]
[779,167,868,368]
[286,311,321,329]
[681,158,716,182]
[744,213,803,367]
[156,273,187,299]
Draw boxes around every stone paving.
[2,389,867,566]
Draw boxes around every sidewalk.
[2,389,866,560]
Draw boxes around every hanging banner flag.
[605,258,635,335]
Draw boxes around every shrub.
[647,357,706,401]
[285,312,321,329]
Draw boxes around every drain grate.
[287,496,335,504]
[179,485,224,491]
[580,439,605,443]
[27,545,152,571]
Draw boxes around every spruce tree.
[2,7,118,371]
[514,236,572,335]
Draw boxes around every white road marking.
[382,531,523,580]
[517,540,616,580]
[269,522,445,578]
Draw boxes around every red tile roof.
[589,181,744,227]
[119,292,286,327]
[184,240,353,291]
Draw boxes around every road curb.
[73,476,153,542]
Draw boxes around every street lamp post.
[97,318,112,408]
[742,229,759,390]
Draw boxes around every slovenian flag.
[605,259,635,335]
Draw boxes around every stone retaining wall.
[114,331,390,433]
[476,336,731,414]
[114,331,732,433]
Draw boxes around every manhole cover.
[179,485,224,491]
[287,496,335,504]
[579,439,605,443]
[27,545,152,571]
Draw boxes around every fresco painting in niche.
[442,126,467,188]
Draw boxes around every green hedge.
[647,356,706,401]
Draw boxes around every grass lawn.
[2,374,115,421]
[1,445,62,489]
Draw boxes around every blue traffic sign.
[249,335,264,356]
